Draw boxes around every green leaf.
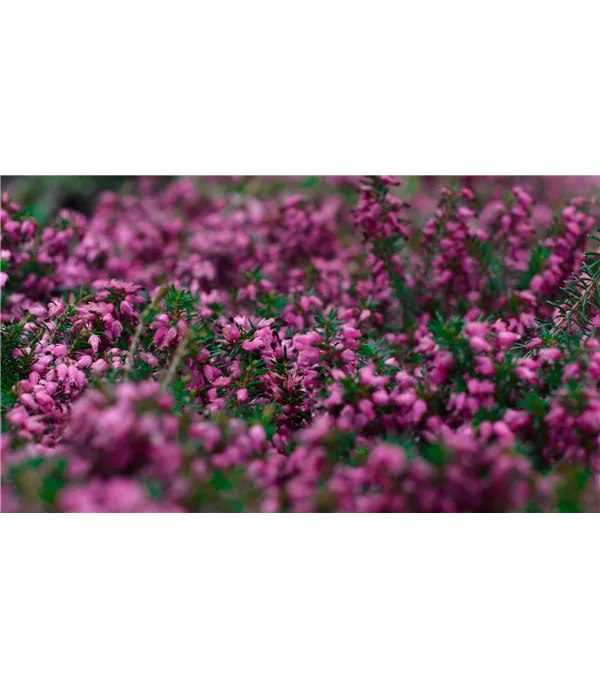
[142,478,164,501]
[555,466,591,513]
[210,470,233,492]
[39,475,64,507]
[300,176,320,188]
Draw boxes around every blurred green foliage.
[1,176,134,226]
[2,176,424,228]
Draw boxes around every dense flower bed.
[2,176,600,512]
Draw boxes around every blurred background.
[1,176,142,226]
[2,176,599,228]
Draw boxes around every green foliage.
[428,313,473,368]
[358,337,397,370]
[256,291,288,320]
[38,458,69,510]
[545,227,600,343]
[300,176,320,188]
[1,320,31,415]
[518,245,552,290]
[554,465,593,513]
[201,467,260,513]
[141,477,164,501]
[170,376,194,412]
[469,236,507,300]
[164,286,198,320]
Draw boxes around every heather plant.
[1,177,600,512]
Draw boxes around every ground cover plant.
[2,175,600,512]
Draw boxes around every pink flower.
[342,325,361,339]
[35,391,54,407]
[59,487,99,513]
[474,356,495,376]
[164,327,178,347]
[223,322,240,342]
[241,339,260,352]
[119,300,135,317]
[213,376,232,389]
[469,336,492,353]
[19,393,37,409]
[465,322,488,338]
[372,389,390,406]
[340,349,356,363]
[529,275,544,292]
[103,479,147,512]
[6,406,28,425]
[497,331,520,348]
[89,334,101,352]
[91,359,109,375]
[359,364,387,387]
[412,399,427,422]
[28,305,47,317]
[493,421,513,440]
[369,444,406,476]
[525,337,543,350]
[538,348,561,362]
[260,497,280,513]
[515,366,537,382]
[395,389,416,407]
[249,424,266,450]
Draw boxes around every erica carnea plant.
[1,176,600,512]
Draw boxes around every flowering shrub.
[2,176,600,512]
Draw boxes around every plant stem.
[551,271,600,340]
[163,328,192,389]
[125,286,168,376]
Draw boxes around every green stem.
[125,286,168,377]
[163,327,192,389]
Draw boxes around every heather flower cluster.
[2,176,600,512]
